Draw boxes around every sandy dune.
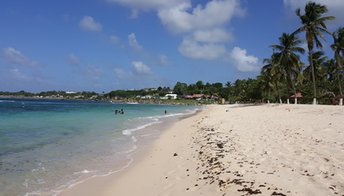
[61,104,344,196]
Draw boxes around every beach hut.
[291,92,302,104]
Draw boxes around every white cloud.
[114,67,131,79]
[179,37,226,60]
[67,54,80,66]
[110,35,120,44]
[9,68,31,81]
[283,0,344,24]
[6,67,48,85]
[109,0,245,62]
[107,0,185,11]
[132,61,152,75]
[3,47,27,65]
[230,47,259,72]
[112,65,160,90]
[159,0,243,60]
[158,0,244,34]
[2,47,38,66]
[192,29,232,43]
[128,33,143,51]
[79,16,102,32]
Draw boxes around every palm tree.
[260,61,274,103]
[303,51,328,82]
[324,59,336,81]
[294,1,335,104]
[271,33,305,104]
[261,54,284,103]
[331,27,344,96]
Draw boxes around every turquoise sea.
[0,99,197,196]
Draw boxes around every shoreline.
[58,109,202,196]
[60,104,344,195]
[0,99,200,196]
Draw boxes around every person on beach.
[164,110,167,114]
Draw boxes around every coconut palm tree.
[260,59,274,103]
[294,1,335,104]
[331,27,344,96]
[271,33,305,103]
[324,59,336,81]
[303,51,328,82]
[261,54,284,103]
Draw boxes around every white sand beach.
[60,104,344,196]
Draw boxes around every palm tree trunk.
[274,82,282,104]
[338,74,343,105]
[338,74,343,96]
[335,55,343,96]
[289,74,297,104]
[309,51,317,104]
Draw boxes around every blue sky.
[1,0,343,92]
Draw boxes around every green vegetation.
[260,1,343,104]
[106,87,171,100]
[294,2,335,103]
[270,33,305,100]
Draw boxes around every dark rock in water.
[173,153,178,156]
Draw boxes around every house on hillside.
[163,94,177,100]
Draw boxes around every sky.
[0,0,343,92]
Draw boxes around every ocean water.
[0,99,197,196]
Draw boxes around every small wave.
[0,100,15,103]
[137,108,199,121]
[25,155,135,196]
[73,169,97,175]
[119,145,137,155]
[131,135,137,143]
[122,121,162,136]
[122,108,199,136]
